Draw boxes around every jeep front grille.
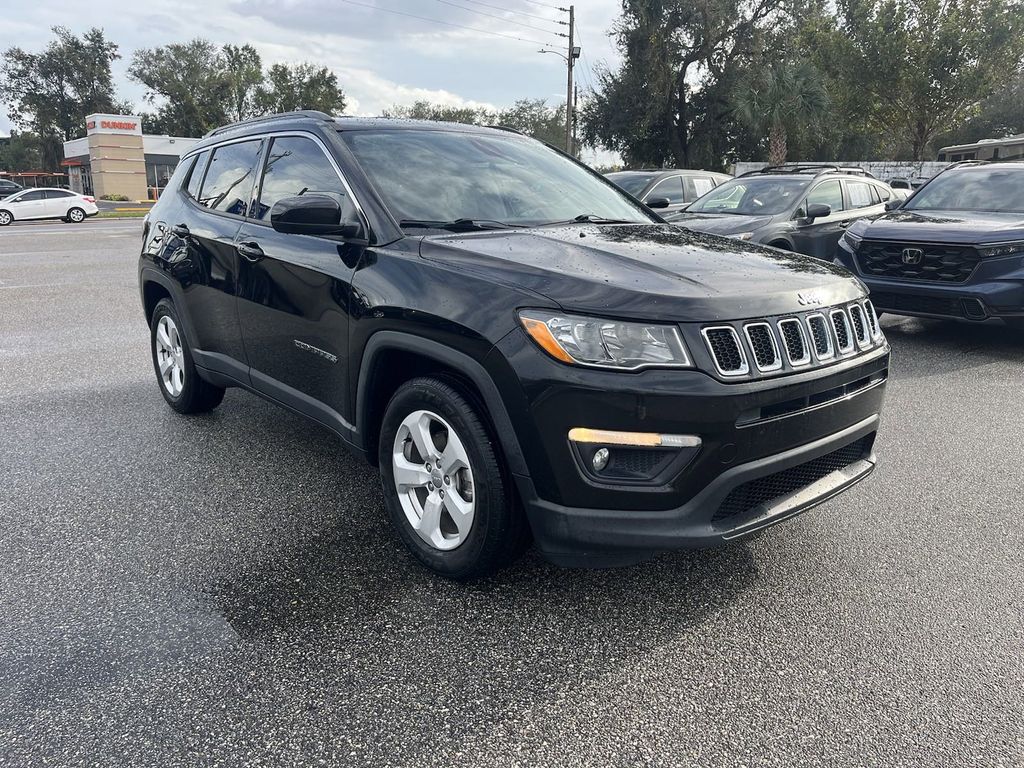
[700,300,885,380]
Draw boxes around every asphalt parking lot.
[1,219,1022,767]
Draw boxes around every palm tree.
[733,58,831,166]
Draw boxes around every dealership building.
[62,114,199,200]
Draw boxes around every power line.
[518,0,567,10]
[335,0,561,48]
[432,0,567,37]
[447,0,568,26]
[572,21,598,93]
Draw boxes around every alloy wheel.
[155,315,185,397]
[0,211,11,226]
[68,208,85,223]
[392,409,476,551]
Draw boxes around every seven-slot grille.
[701,300,883,379]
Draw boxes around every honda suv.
[139,111,889,579]
[837,161,1024,328]
[671,165,897,260]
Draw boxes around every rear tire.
[378,376,528,579]
[67,207,86,223]
[150,298,225,414]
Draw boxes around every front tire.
[67,207,86,223]
[378,377,528,579]
[0,210,12,226]
[150,298,225,414]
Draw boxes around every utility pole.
[565,4,576,156]
[538,6,580,155]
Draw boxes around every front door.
[7,189,46,220]
[234,134,362,436]
[791,179,853,259]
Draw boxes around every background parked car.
[837,160,1024,329]
[668,164,899,260]
[0,178,25,198]
[0,187,98,225]
[605,169,731,215]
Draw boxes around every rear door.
[161,139,264,373]
[234,133,363,433]
[6,189,47,220]
[43,189,75,218]
[790,179,850,259]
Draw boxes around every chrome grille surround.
[701,326,749,377]
[776,318,811,367]
[830,309,855,355]
[700,299,887,381]
[743,322,783,372]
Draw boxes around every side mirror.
[884,198,903,212]
[804,203,832,221]
[270,194,363,238]
[645,196,672,209]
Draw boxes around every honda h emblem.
[901,248,924,265]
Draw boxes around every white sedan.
[0,188,99,225]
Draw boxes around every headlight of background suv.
[519,311,691,370]
[841,229,863,251]
[978,241,1024,258]
[729,231,755,241]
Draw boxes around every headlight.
[978,241,1024,258]
[730,231,755,241]
[519,311,691,370]
[841,229,863,250]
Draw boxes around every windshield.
[905,166,1024,213]
[687,177,809,216]
[341,129,655,228]
[606,172,657,198]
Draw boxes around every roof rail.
[483,124,526,136]
[739,163,873,178]
[203,110,335,138]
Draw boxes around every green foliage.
[1,27,123,169]
[935,69,1024,147]
[129,41,346,136]
[0,132,44,172]
[99,193,130,201]
[836,0,1024,159]
[383,98,568,149]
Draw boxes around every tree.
[732,56,830,165]
[0,132,45,172]
[580,0,785,169]
[256,63,346,115]
[222,44,264,122]
[1,27,123,169]
[934,66,1024,148]
[837,0,1024,159]
[382,98,568,147]
[129,39,233,136]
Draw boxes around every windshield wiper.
[539,214,638,226]
[399,218,512,232]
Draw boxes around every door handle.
[236,241,265,262]
[171,223,190,237]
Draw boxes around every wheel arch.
[355,331,529,481]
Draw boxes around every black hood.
[668,212,775,236]
[849,209,1024,245]
[419,223,863,323]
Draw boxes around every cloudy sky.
[0,0,622,148]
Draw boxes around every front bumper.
[521,415,878,567]
[835,243,1024,323]
[487,329,889,566]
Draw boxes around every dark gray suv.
[669,165,898,260]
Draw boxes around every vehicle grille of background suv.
[856,241,980,283]
[701,300,884,379]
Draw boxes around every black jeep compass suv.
[139,111,889,578]
[837,161,1024,327]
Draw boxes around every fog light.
[592,448,610,472]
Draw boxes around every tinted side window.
[254,136,354,221]
[647,176,685,205]
[185,152,209,199]
[198,140,264,216]
[44,190,74,199]
[806,180,844,213]
[20,190,46,201]
[847,181,876,209]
